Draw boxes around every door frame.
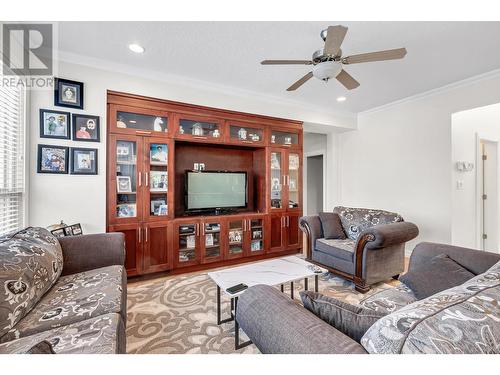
[475,133,499,250]
[303,151,327,215]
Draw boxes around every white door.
[481,140,498,252]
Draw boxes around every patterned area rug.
[126,272,398,354]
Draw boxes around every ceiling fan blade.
[261,60,313,65]
[287,72,314,91]
[343,48,407,64]
[336,69,360,90]
[324,25,348,56]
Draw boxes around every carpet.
[126,271,397,354]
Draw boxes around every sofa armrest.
[408,242,500,275]
[358,222,419,251]
[299,216,323,258]
[236,285,367,354]
[58,233,125,276]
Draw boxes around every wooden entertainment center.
[106,91,303,277]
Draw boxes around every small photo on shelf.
[205,233,214,246]
[117,203,136,218]
[150,198,167,216]
[271,154,281,169]
[229,230,242,243]
[150,143,168,165]
[186,235,196,249]
[116,176,132,193]
[252,230,262,240]
[289,154,299,170]
[150,171,168,192]
[251,240,262,251]
[116,142,135,163]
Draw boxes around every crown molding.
[57,50,357,125]
[360,68,500,116]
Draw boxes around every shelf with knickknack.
[225,120,268,147]
[270,127,301,150]
[174,114,225,143]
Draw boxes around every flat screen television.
[185,171,247,212]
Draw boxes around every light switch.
[456,180,464,190]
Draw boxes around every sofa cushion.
[0,313,122,354]
[0,227,63,339]
[301,291,386,342]
[334,206,403,241]
[0,265,124,343]
[361,260,500,354]
[318,212,346,240]
[315,238,355,261]
[360,283,417,314]
[400,254,475,300]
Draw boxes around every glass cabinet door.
[177,222,199,265]
[177,117,223,140]
[115,110,169,134]
[249,218,265,254]
[114,139,139,221]
[270,150,284,210]
[145,139,170,220]
[228,123,265,145]
[202,221,222,263]
[227,219,244,258]
[287,153,300,209]
[270,129,299,147]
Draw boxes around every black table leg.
[315,274,319,292]
[281,284,284,292]
[216,285,235,325]
[234,296,252,350]
[304,277,308,291]
[290,281,294,299]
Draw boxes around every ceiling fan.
[261,25,407,91]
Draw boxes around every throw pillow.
[300,290,386,342]
[318,212,346,240]
[26,341,55,354]
[0,227,63,339]
[400,254,475,299]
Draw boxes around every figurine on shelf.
[251,134,260,141]
[117,116,127,128]
[192,123,203,136]
[153,117,165,132]
[179,125,185,134]
[284,136,292,145]
[238,128,247,140]
[212,129,220,138]
[271,135,276,143]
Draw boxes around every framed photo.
[150,143,168,165]
[117,176,132,193]
[117,203,136,218]
[116,141,134,162]
[186,235,196,249]
[39,109,70,139]
[150,198,166,215]
[54,78,84,109]
[50,228,66,238]
[69,223,83,235]
[72,114,100,142]
[205,233,214,246]
[158,205,168,216]
[150,171,168,192]
[37,144,69,174]
[70,147,98,175]
[251,240,262,251]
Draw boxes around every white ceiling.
[57,21,500,113]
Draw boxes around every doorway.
[478,139,498,251]
[305,154,324,215]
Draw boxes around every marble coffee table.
[208,256,327,349]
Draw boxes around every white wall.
[451,103,500,249]
[28,60,355,233]
[338,72,500,252]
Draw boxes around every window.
[0,81,26,235]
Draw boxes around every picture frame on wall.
[72,114,100,142]
[54,78,84,109]
[70,147,98,175]
[39,109,71,139]
[37,144,69,174]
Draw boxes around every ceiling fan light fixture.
[312,61,342,81]
[128,43,145,54]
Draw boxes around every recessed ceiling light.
[128,43,145,54]
[336,96,347,102]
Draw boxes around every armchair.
[300,206,419,292]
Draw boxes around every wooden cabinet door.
[269,127,302,150]
[108,224,142,277]
[200,219,224,264]
[285,213,302,250]
[246,215,266,256]
[269,148,286,212]
[226,217,246,259]
[173,219,201,268]
[269,213,285,252]
[143,223,171,274]
[108,134,145,224]
[285,151,302,212]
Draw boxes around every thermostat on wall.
[456,161,474,172]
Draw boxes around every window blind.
[0,80,25,236]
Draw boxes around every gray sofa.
[0,227,126,354]
[236,242,500,354]
[300,206,419,292]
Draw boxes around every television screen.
[186,171,247,210]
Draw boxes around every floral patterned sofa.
[0,227,126,354]
[300,206,419,292]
